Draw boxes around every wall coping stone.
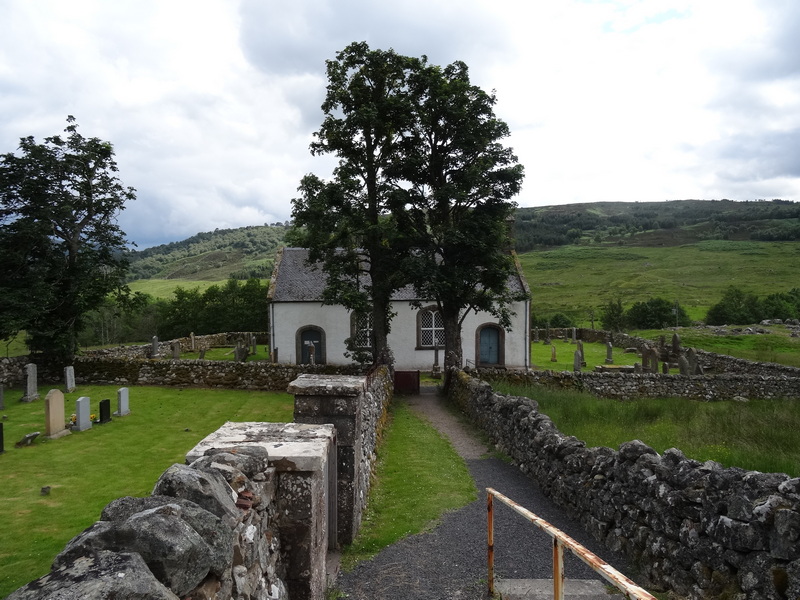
[186,421,335,472]
[287,373,365,396]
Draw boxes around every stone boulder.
[7,550,179,600]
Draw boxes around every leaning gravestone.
[573,350,582,372]
[22,364,39,403]
[72,397,92,432]
[114,387,130,417]
[44,390,71,440]
[98,399,112,424]
[605,341,614,364]
[64,366,76,393]
[15,431,39,447]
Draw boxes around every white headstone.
[72,397,92,432]
[64,366,76,393]
[114,387,130,416]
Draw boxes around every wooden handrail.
[487,487,657,599]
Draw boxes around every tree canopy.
[291,42,526,367]
[0,116,136,363]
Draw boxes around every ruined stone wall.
[449,371,800,600]
[8,446,289,600]
[479,368,800,401]
[73,356,365,390]
[82,332,268,360]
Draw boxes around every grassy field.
[340,399,476,571]
[530,339,640,371]
[518,240,800,326]
[491,383,800,477]
[128,278,227,299]
[0,385,294,598]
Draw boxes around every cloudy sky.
[1,1,799,248]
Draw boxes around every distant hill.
[127,224,288,281]
[126,199,800,284]
[514,199,800,251]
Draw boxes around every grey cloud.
[708,128,800,183]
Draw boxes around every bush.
[625,297,691,329]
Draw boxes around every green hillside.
[125,201,800,323]
[127,224,288,282]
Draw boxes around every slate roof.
[267,247,529,303]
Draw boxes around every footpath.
[334,387,642,600]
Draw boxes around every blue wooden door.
[479,327,500,364]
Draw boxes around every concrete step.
[494,578,611,600]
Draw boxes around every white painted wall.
[271,300,530,370]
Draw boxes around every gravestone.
[634,363,643,374]
[199,348,207,360]
[533,328,539,343]
[190,332,196,351]
[114,387,130,417]
[99,399,112,424]
[678,355,691,376]
[550,345,557,362]
[44,389,71,440]
[641,349,650,372]
[172,342,181,360]
[22,363,39,402]
[605,342,614,364]
[15,431,39,447]
[647,347,658,373]
[151,335,159,358]
[573,350,582,372]
[577,340,586,366]
[662,362,669,374]
[64,366,76,393]
[671,333,681,356]
[73,397,92,431]
[0,422,4,454]
[251,335,257,355]
[571,327,577,344]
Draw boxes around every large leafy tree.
[0,116,136,364]
[394,60,526,370]
[290,42,422,364]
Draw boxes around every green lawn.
[340,399,476,571]
[0,385,294,598]
[530,339,641,371]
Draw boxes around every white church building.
[267,247,531,370]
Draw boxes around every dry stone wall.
[449,370,800,600]
[73,356,364,391]
[8,445,289,600]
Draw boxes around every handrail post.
[553,538,564,600]
[488,490,495,597]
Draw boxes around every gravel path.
[335,388,636,599]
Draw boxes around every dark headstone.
[671,333,681,356]
[99,399,112,424]
[198,348,206,360]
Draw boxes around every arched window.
[350,312,373,349]
[417,306,444,348]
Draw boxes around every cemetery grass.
[340,399,476,572]
[491,383,800,478]
[530,340,641,371]
[0,385,294,598]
